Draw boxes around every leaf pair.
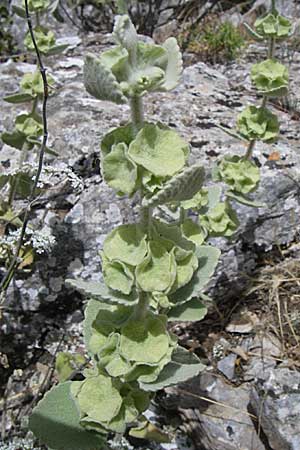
[84,15,182,103]
[102,122,189,197]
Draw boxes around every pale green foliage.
[128,124,188,177]
[84,54,127,104]
[255,12,292,40]
[237,106,279,142]
[102,143,138,195]
[29,5,291,448]
[215,155,260,194]
[22,0,50,12]
[84,15,182,103]
[24,26,55,53]
[103,224,147,266]
[65,278,139,305]
[20,70,53,97]
[55,352,86,382]
[143,164,205,207]
[29,382,106,450]
[169,245,221,306]
[181,219,206,245]
[251,59,289,98]
[135,241,177,293]
[15,113,43,137]
[200,202,239,237]
[140,346,206,391]
[168,298,207,322]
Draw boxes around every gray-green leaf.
[140,346,205,391]
[28,382,106,450]
[144,164,205,208]
[168,298,208,322]
[84,53,127,104]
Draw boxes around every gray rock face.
[250,368,300,450]
[164,373,266,450]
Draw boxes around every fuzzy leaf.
[181,219,206,246]
[73,374,123,424]
[83,299,105,352]
[200,202,239,237]
[171,251,198,292]
[24,26,56,54]
[103,224,147,266]
[113,15,138,56]
[251,59,289,98]
[243,23,264,41]
[237,106,279,142]
[3,92,34,104]
[15,114,43,137]
[45,44,69,56]
[255,12,292,40]
[102,142,138,196]
[101,123,135,157]
[1,130,26,150]
[65,279,138,305]
[55,352,86,382]
[129,422,170,443]
[226,190,266,208]
[120,313,170,364]
[169,245,220,306]
[102,256,134,295]
[128,124,188,177]
[144,164,205,207]
[140,346,205,391]
[181,188,208,210]
[28,382,105,450]
[168,298,208,322]
[135,240,176,293]
[84,53,127,104]
[160,37,183,91]
[216,155,260,194]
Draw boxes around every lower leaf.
[28,382,106,450]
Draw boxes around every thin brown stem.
[0,0,49,297]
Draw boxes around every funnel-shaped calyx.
[84,15,183,104]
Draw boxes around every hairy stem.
[179,207,187,224]
[129,94,151,319]
[117,0,128,14]
[271,0,276,12]
[134,291,150,320]
[31,95,38,115]
[130,95,144,135]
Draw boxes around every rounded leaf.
[216,155,260,194]
[251,59,289,98]
[255,12,292,40]
[120,313,170,364]
[237,106,279,142]
[28,382,105,450]
[200,202,239,237]
[73,374,123,424]
[135,240,176,293]
[181,219,207,246]
[103,224,147,266]
[128,124,188,177]
[102,142,138,196]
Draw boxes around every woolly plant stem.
[129,94,152,319]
